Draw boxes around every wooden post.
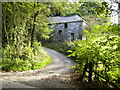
[79,63,88,81]
[88,62,93,82]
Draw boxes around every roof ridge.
[48,14,83,24]
[51,14,79,18]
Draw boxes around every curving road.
[1,48,77,88]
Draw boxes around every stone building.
[48,14,83,42]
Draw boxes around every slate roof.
[48,14,83,24]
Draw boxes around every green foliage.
[46,2,80,16]
[68,23,120,87]
[42,42,70,55]
[76,2,112,33]
[108,24,120,35]
[77,2,111,17]
[84,23,120,39]
[77,2,100,16]
[1,42,52,71]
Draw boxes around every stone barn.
[48,14,83,42]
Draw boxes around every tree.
[2,2,52,71]
[2,2,81,71]
[76,2,112,33]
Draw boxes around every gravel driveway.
[1,47,78,88]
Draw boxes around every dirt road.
[1,47,77,88]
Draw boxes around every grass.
[42,42,70,55]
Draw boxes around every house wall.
[49,21,83,42]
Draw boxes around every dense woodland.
[1,2,120,88]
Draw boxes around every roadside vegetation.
[42,42,70,55]
[68,24,120,88]
[1,42,52,71]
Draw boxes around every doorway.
[58,30,62,42]
[71,33,74,42]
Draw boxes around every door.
[58,30,62,42]
[71,33,74,42]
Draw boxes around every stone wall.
[49,21,83,42]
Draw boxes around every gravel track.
[1,47,78,88]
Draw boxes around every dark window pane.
[58,30,62,34]
[79,35,82,40]
[64,23,67,28]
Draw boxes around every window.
[58,30,62,34]
[64,23,68,28]
[48,24,52,26]
[79,35,82,40]
[58,30,62,42]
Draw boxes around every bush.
[1,42,52,71]
[42,42,70,55]
[68,35,120,88]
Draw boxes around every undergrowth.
[1,42,52,71]
[42,41,76,55]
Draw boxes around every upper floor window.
[64,23,68,28]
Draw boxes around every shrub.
[68,35,120,88]
[1,41,52,71]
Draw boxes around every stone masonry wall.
[49,21,83,42]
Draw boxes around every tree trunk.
[3,20,9,45]
[31,3,37,47]
[31,15,36,47]
[94,63,99,81]
[31,2,41,47]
